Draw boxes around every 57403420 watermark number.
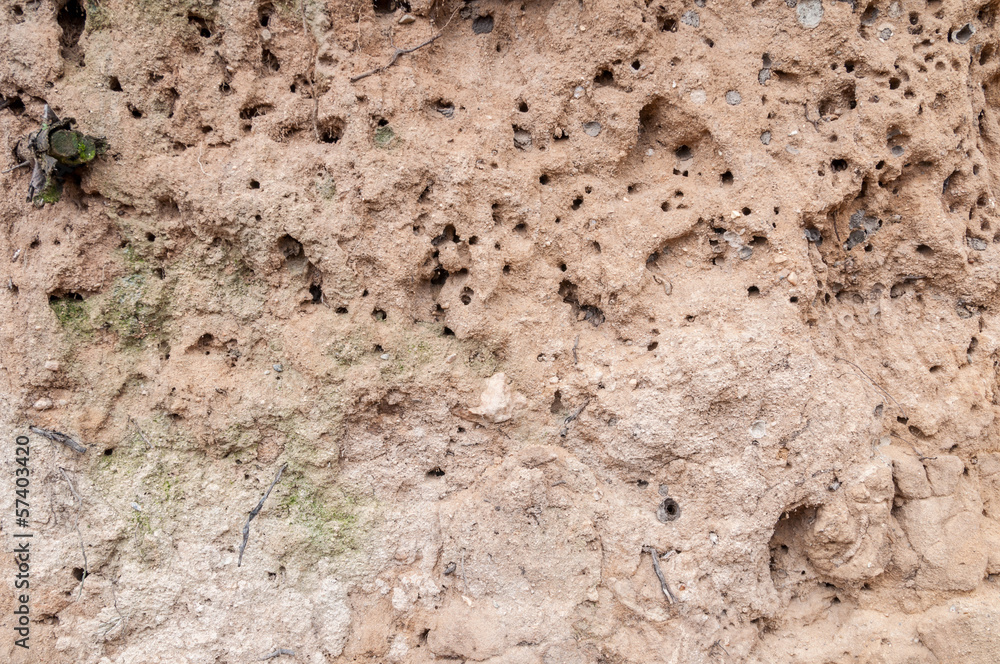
[12,434,32,649]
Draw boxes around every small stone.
[272,363,283,372]
[260,28,271,41]
[583,122,602,137]
[750,420,767,439]
[879,27,893,41]
[797,0,823,29]
[472,15,494,34]
[681,10,699,27]
[131,502,142,512]
[787,271,799,286]
[445,354,457,364]
[514,129,532,150]
[967,236,988,251]
[398,13,416,24]
[690,89,707,104]
[725,90,742,105]
[380,353,390,360]
[44,360,60,371]
[573,86,585,99]
[738,246,753,261]
[891,145,904,157]
[34,397,53,410]
[760,131,772,145]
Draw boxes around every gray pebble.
[682,10,700,27]
[796,0,823,29]
[760,131,772,145]
[273,363,283,372]
[968,236,987,251]
[583,122,602,137]
[725,90,742,105]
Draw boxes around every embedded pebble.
[34,397,53,410]
[273,363,283,372]
[583,122,602,137]
[725,90,742,106]
[796,0,823,29]
[44,360,60,371]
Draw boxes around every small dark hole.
[335,306,348,314]
[748,286,760,297]
[502,264,511,274]
[539,174,549,185]
[790,296,799,303]
[916,244,934,255]
[103,448,113,456]
[72,568,87,582]
[442,326,455,336]
[572,197,583,210]
[372,308,387,321]
[518,101,529,112]
[657,498,681,522]
[146,232,156,242]
[647,341,658,351]
[427,467,445,477]
[632,60,641,70]
[721,171,734,186]
[831,158,848,171]
[594,69,614,86]
[109,77,122,92]
[249,180,260,189]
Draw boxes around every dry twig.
[559,399,590,437]
[350,9,460,82]
[238,463,287,567]
[59,468,89,600]
[301,0,320,141]
[129,416,152,449]
[259,649,295,660]
[642,545,676,604]
[30,425,86,453]
[834,356,906,418]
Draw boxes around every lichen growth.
[277,473,362,557]
[49,296,93,337]
[374,125,396,148]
